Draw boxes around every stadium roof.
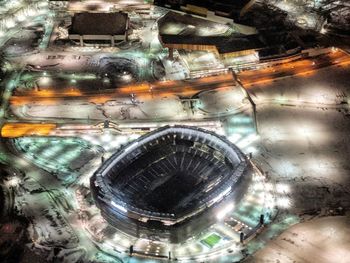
[69,12,128,35]
[160,34,265,53]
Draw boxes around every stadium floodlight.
[38,76,51,86]
[27,8,36,17]
[123,141,139,153]
[210,186,232,204]
[16,13,26,22]
[246,146,257,154]
[217,203,234,220]
[237,133,259,148]
[5,19,15,28]
[111,201,127,213]
[228,133,242,143]
[6,176,21,187]
[265,183,274,192]
[102,132,112,143]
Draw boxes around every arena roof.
[69,12,128,36]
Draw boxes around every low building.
[158,11,264,59]
[68,12,129,46]
[158,12,304,62]
[154,0,253,19]
[160,34,264,59]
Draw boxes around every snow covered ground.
[247,216,350,263]
[241,57,350,263]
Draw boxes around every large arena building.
[90,126,253,243]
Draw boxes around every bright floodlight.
[217,203,234,220]
[6,176,21,187]
[277,197,290,209]
[276,183,290,194]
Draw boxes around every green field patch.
[201,233,222,248]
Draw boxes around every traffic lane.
[239,50,350,87]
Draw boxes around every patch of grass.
[201,233,222,248]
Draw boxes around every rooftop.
[155,0,251,18]
[158,12,265,53]
[157,12,307,56]
[160,34,265,53]
[69,12,128,36]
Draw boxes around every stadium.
[90,126,253,243]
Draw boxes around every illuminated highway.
[8,50,350,109]
[239,49,350,87]
[3,49,350,140]
[9,73,237,105]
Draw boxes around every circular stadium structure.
[90,126,253,243]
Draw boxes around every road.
[4,49,350,138]
[239,49,350,87]
[9,73,237,105]
[9,50,350,107]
